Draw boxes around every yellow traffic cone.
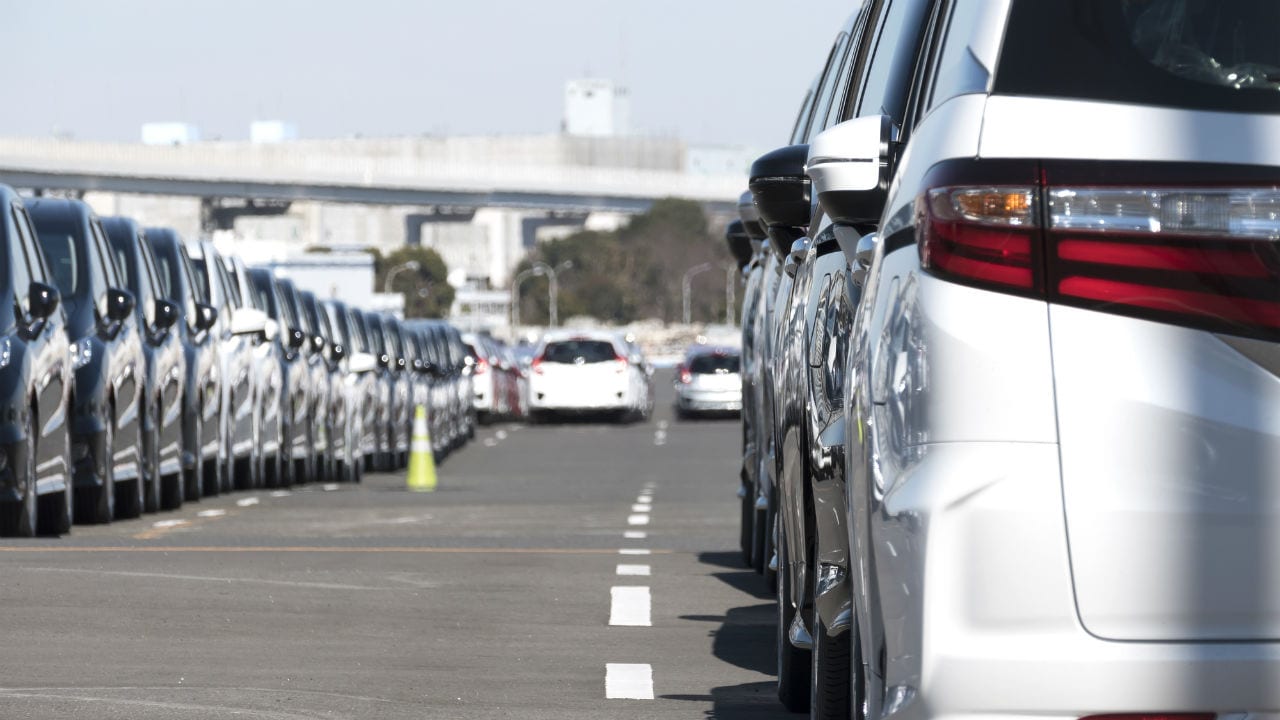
[406,405,437,492]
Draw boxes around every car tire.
[764,502,778,592]
[776,514,811,712]
[39,424,74,536]
[811,566,851,720]
[186,411,204,502]
[1,415,39,537]
[144,400,163,514]
[78,421,115,525]
[740,480,754,567]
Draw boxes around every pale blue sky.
[5,1,853,147]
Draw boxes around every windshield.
[542,340,617,364]
[997,0,1280,113]
[689,353,740,374]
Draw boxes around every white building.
[141,122,200,146]
[250,121,299,144]
[563,79,630,137]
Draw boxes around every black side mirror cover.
[194,303,218,332]
[289,328,306,350]
[106,288,135,323]
[28,281,60,320]
[749,144,812,230]
[154,298,180,330]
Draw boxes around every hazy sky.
[4,1,852,148]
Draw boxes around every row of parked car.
[0,185,479,536]
[727,1,1278,719]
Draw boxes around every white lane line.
[619,548,651,556]
[616,564,650,576]
[631,503,651,513]
[627,514,650,526]
[19,566,383,591]
[657,421,669,430]
[609,586,651,627]
[637,493,652,501]
[195,509,226,518]
[495,430,508,440]
[236,497,260,507]
[270,490,291,498]
[483,438,498,447]
[624,530,647,540]
[151,519,187,529]
[606,663,654,700]
[643,481,657,490]
[322,483,339,492]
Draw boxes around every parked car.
[527,331,648,423]
[277,278,327,484]
[379,315,412,469]
[735,192,769,567]
[673,345,742,418]
[223,254,283,488]
[297,288,344,483]
[0,185,73,535]
[187,240,266,492]
[28,198,144,523]
[103,217,186,511]
[147,229,221,500]
[247,268,309,487]
[326,299,378,479]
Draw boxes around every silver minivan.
[799,0,1280,718]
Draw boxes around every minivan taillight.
[531,356,544,375]
[917,161,1280,341]
[474,357,489,375]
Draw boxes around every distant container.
[141,122,200,146]
[250,121,299,144]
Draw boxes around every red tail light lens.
[531,356,544,375]
[679,367,692,384]
[614,355,628,374]
[474,358,488,375]
[917,161,1280,341]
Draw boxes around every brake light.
[531,356,544,375]
[678,365,692,384]
[614,355,628,374]
[474,357,488,375]
[917,160,1280,341]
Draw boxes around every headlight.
[69,339,94,370]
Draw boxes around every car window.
[996,0,1280,114]
[926,0,990,110]
[8,209,33,320]
[91,221,122,290]
[689,353,740,374]
[788,85,818,146]
[542,340,617,364]
[856,0,933,125]
[806,32,852,141]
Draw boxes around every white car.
[674,346,742,418]
[527,331,647,422]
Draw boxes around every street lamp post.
[384,260,421,294]
[510,260,575,336]
[682,262,715,325]
[509,267,543,338]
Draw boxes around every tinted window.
[190,255,212,304]
[807,33,852,141]
[542,340,617,364]
[7,213,32,318]
[689,353,740,374]
[996,0,1280,114]
[857,0,932,124]
[789,86,818,145]
[927,0,991,109]
[36,230,82,301]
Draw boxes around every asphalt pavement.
[0,370,784,719]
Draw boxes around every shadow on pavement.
[661,551,799,717]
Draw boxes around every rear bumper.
[883,440,1280,720]
[676,389,742,412]
[529,385,631,412]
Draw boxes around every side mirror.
[348,351,377,374]
[737,190,767,247]
[311,335,326,354]
[807,115,896,229]
[784,238,808,278]
[28,282,60,320]
[230,307,268,338]
[154,298,180,330]
[378,353,390,369]
[396,357,407,371]
[288,328,306,350]
[194,303,218,332]
[724,219,753,271]
[106,288,135,322]
[749,144,812,236]
[329,342,346,362]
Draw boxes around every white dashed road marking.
[195,509,226,518]
[609,586,651,627]
[236,497,259,507]
[605,663,654,700]
[322,483,339,492]
[151,519,187,529]
[619,548,650,556]
[270,490,291,498]
[616,564,650,576]
[624,530,647,539]
[631,503,651,513]
[627,514,650,526]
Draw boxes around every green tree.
[514,198,737,325]
[369,246,455,319]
